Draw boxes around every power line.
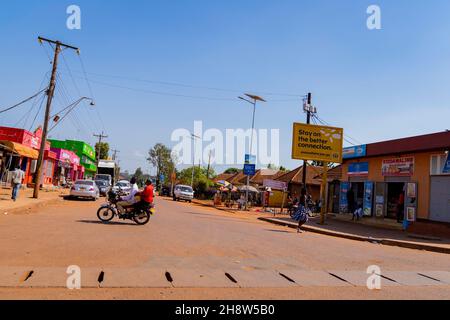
[0,88,48,115]
[59,69,305,98]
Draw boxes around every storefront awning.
[0,140,39,159]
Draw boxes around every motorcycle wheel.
[133,211,151,225]
[97,207,115,222]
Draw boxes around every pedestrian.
[297,188,308,233]
[397,191,405,223]
[11,165,25,202]
[347,185,355,217]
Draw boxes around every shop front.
[337,131,450,228]
[51,148,81,186]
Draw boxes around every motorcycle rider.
[135,179,155,213]
[117,177,139,214]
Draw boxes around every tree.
[95,142,109,161]
[147,143,175,188]
[133,167,145,186]
[178,166,216,198]
[224,168,240,174]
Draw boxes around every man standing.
[11,165,25,202]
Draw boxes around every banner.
[292,123,344,163]
[382,157,414,177]
[263,179,287,191]
[363,181,374,217]
[343,145,367,159]
[444,153,450,174]
[348,162,369,176]
[339,182,350,213]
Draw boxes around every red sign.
[382,157,414,177]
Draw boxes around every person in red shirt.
[141,179,154,205]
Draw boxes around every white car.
[70,180,100,201]
[112,180,132,195]
[173,185,194,202]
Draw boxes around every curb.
[1,195,66,215]
[258,217,450,255]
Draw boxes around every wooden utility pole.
[111,149,120,161]
[320,162,328,225]
[33,37,79,199]
[301,93,313,193]
[94,132,109,168]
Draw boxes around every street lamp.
[49,97,95,132]
[238,93,266,211]
[190,133,201,188]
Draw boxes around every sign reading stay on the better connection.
[292,123,344,163]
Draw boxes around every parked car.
[95,180,111,197]
[70,180,100,201]
[160,186,171,197]
[173,185,194,202]
[112,180,132,195]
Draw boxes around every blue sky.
[1,0,450,174]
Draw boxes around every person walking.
[297,188,308,233]
[397,191,405,223]
[347,185,356,218]
[11,165,25,202]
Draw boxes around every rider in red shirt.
[141,179,154,204]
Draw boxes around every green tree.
[178,166,216,197]
[224,168,240,174]
[95,142,110,161]
[147,143,175,188]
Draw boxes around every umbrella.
[238,185,259,193]
[216,180,231,187]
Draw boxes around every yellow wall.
[342,151,446,220]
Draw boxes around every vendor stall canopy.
[0,140,39,159]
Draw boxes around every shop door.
[363,181,374,217]
[375,182,387,218]
[430,177,450,223]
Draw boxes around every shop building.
[51,148,83,185]
[336,131,450,232]
[49,140,97,178]
[0,126,57,187]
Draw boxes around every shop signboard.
[382,157,414,177]
[343,145,367,159]
[263,179,287,191]
[243,164,256,176]
[292,123,344,163]
[245,154,256,165]
[339,182,350,213]
[443,153,450,174]
[363,181,374,217]
[348,162,369,176]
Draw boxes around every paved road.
[0,196,449,299]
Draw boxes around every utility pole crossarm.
[38,37,80,52]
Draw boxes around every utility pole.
[111,149,120,161]
[190,133,200,188]
[301,93,315,195]
[206,150,212,181]
[33,37,79,199]
[94,131,108,169]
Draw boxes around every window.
[430,154,449,176]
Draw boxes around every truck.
[95,160,118,186]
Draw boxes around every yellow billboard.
[292,123,344,163]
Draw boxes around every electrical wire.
[312,114,363,146]
[0,88,48,115]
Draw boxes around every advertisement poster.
[406,207,416,222]
[339,182,350,213]
[348,162,369,176]
[376,204,384,218]
[363,181,374,217]
[407,183,417,198]
[343,145,367,159]
[443,153,450,174]
[292,123,344,163]
[382,157,415,176]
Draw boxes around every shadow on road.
[265,229,293,234]
[76,220,137,226]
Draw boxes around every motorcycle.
[96,190,154,225]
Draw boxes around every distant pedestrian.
[297,189,308,233]
[11,165,25,202]
[347,185,355,216]
[397,191,405,223]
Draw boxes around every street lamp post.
[190,133,201,188]
[238,94,266,211]
[48,97,95,133]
